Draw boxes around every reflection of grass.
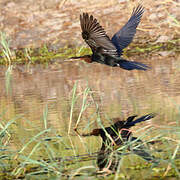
[0,83,179,179]
[5,65,13,95]
[167,12,180,28]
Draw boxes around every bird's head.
[89,128,102,136]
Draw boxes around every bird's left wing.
[80,13,118,56]
[111,5,145,56]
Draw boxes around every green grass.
[125,38,180,55]
[0,32,14,65]
[0,30,179,65]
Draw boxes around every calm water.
[0,54,179,133]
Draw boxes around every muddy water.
[0,54,180,135]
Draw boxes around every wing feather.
[80,13,118,56]
[111,4,145,56]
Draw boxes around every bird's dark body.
[92,52,149,70]
[91,52,118,67]
[71,5,150,71]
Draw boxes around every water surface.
[0,54,179,133]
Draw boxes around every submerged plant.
[5,65,13,95]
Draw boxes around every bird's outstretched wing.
[80,13,118,56]
[111,4,145,56]
[126,115,138,123]
[124,113,156,127]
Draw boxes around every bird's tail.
[118,59,150,71]
[124,113,156,127]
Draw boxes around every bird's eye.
[82,31,89,40]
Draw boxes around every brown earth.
[0,0,179,49]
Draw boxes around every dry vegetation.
[0,0,179,49]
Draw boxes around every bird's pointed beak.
[68,55,92,63]
[67,56,83,61]
[69,56,83,59]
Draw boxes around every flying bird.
[71,5,150,71]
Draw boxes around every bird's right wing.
[126,115,138,123]
[126,113,156,127]
[80,13,118,57]
[111,5,145,56]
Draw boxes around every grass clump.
[0,30,179,65]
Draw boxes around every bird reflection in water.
[75,113,158,172]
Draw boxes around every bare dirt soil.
[0,0,179,49]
